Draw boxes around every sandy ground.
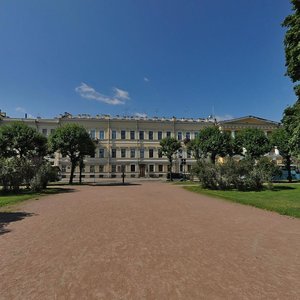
[0,181,299,299]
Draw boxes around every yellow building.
[0,112,280,181]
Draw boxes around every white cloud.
[113,87,130,100]
[75,82,130,105]
[144,77,150,82]
[15,107,35,118]
[134,112,147,118]
[215,114,234,121]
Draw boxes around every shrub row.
[192,157,281,191]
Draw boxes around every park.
[1,0,300,299]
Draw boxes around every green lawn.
[172,180,198,185]
[0,188,70,208]
[184,183,300,218]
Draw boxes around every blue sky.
[0,0,295,121]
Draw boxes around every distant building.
[0,112,280,181]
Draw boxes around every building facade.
[0,111,280,181]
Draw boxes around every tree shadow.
[0,212,35,236]
[90,182,141,187]
[42,187,77,195]
[0,187,76,197]
[272,186,296,191]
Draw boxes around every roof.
[219,115,280,126]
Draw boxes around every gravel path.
[0,182,299,299]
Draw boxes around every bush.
[192,157,280,191]
[192,160,218,189]
[0,158,24,192]
[30,163,53,192]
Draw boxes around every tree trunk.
[211,153,216,164]
[168,158,173,181]
[79,165,82,184]
[286,155,292,183]
[69,161,76,184]
[79,159,84,184]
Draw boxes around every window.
[99,165,104,172]
[131,164,136,172]
[149,131,153,140]
[62,165,66,172]
[186,132,190,140]
[111,165,116,173]
[166,131,171,138]
[139,131,144,140]
[90,129,96,140]
[42,129,47,136]
[111,149,116,158]
[112,130,117,140]
[121,130,126,140]
[121,148,126,158]
[90,165,95,173]
[194,132,199,139]
[158,131,162,140]
[140,149,144,159]
[99,130,105,140]
[177,132,182,140]
[149,149,154,158]
[130,131,135,140]
[158,149,163,158]
[187,150,191,158]
[158,165,163,172]
[180,164,183,172]
[130,148,135,158]
[50,129,55,135]
[99,148,105,158]
[149,165,154,172]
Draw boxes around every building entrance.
[139,164,146,177]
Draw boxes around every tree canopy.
[234,128,271,159]
[282,0,300,98]
[159,137,181,181]
[49,124,95,184]
[270,127,293,182]
[282,101,300,154]
[0,122,48,159]
[195,126,233,164]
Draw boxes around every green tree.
[270,127,293,182]
[0,122,48,159]
[49,124,96,184]
[78,139,95,184]
[159,137,181,181]
[195,126,233,164]
[186,138,202,161]
[283,0,300,98]
[281,1,300,156]
[234,128,271,159]
[282,101,300,154]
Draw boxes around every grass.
[184,183,300,218]
[172,180,198,185]
[0,188,71,208]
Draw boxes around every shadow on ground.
[91,183,141,187]
[0,212,35,236]
[272,186,296,191]
[42,187,77,195]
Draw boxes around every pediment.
[220,116,279,127]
